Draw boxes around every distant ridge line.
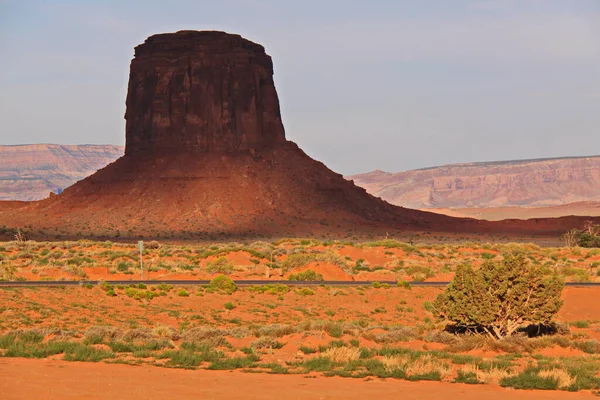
[409,154,600,173]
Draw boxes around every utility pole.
[138,240,144,279]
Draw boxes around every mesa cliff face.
[349,156,600,209]
[0,144,123,201]
[125,31,286,156]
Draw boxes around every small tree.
[562,221,600,248]
[435,254,564,339]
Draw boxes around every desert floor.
[1,358,596,400]
[1,239,600,398]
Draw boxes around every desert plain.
[1,238,600,399]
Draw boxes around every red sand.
[0,358,595,400]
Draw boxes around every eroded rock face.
[124,31,286,156]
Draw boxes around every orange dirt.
[1,358,595,400]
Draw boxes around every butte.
[0,31,594,239]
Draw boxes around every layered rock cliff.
[0,144,123,201]
[349,156,600,209]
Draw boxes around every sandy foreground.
[0,358,595,400]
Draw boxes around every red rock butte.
[125,31,286,156]
[0,30,597,239]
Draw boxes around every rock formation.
[0,31,451,239]
[0,144,123,201]
[349,156,600,209]
[0,31,597,239]
[125,31,285,156]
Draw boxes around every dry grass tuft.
[321,346,361,363]
[381,355,411,372]
[405,354,452,379]
[538,368,575,389]
[460,364,512,384]
[181,326,227,346]
[152,325,177,340]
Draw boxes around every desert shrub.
[181,326,228,347]
[405,354,452,381]
[282,251,348,272]
[397,280,411,289]
[250,337,284,350]
[501,367,561,390]
[563,222,600,248]
[571,320,590,329]
[288,269,324,281]
[206,257,234,274]
[253,324,296,338]
[162,350,204,368]
[434,255,564,339]
[299,346,317,354]
[124,287,158,301]
[0,263,17,281]
[247,284,289,295]
[152,325,176,340]
[146,240,161,249]
[321,346,360,363]
[209,275,237,293]
[207,355,259,370]
[303,356,336,372]
[295,288,315,296]
[364,326,417,343]
[83,326,123,344]
[404,265,435,279]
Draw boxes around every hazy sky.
[1,1,599,174]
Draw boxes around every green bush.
[288,269,324,281]
[209,275,237,294]
[434,255,564,339]
[206,257,234,274]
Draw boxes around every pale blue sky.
[1,0,599,174]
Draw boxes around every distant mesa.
[0,31,597,239]
[0,144,123,201]
[349,156,600,210]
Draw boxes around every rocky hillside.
[0,144,123,201]
[348,156,600,209]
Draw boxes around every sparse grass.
[501,368,560,390]
[405,354,452,381]
[321,346,361,363]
